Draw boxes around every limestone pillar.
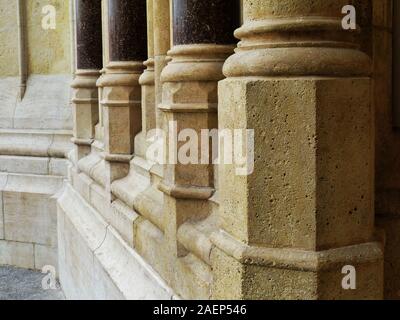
[211,0,384,300]
[100,0,147,184]
[160,0,240,287]
[94,0,111,143]
[153,0,171,129]
[374,0,400,299]
[137,0,156,157]
[71,0,103,161]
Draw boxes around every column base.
[211,231,383,300]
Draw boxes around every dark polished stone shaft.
[173,0,241,45]
[108,0,147,62]
[75,0,103,69]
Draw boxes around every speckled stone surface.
[173,0,240,45]
[108,0,147,62]
[75,0,103,69]
[0,266,65,300]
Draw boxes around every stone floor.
[0,266,65,300]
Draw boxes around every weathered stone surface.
[49,158,69,177]
[0,78,19,128]
[110,200,140,246]
[0,173,63,271]
[0,75,72,131]
[0,0,18,76]
[154,0,239,299]
[0,156,49,175]
[153,0,171,127]
[0,240,34,269]
[26,0,71,74]
[0,0,70,296]
[3,192,58,246]
[34,244,58,271]
[209,0,383,300]
[0,175,5,240]
[214,229,383,299]
[71,69,100,161]
[138,0,156,151]
[0,0,71,76]
[57,184,176,300]
[0,0,393,301]
[218,78,374,250]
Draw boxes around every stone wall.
[0,0,73,271]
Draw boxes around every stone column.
[160,0,240,288]
[100,0,147,185]
[137,0,156,157]
[374,0,400,299]
[71,0,103,161]
[211,0,383,300]
[94,0,111,143]
[153,0,171,129]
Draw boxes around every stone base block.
[211,231,384,300]
[57,183,177,300]
[218,77,374,250]
[0,172,63,270]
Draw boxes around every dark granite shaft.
[75,0,103,70]
[108,0,147,62]
[173,0,240,46]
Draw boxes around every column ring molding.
[161,44,235,83]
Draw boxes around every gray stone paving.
[0,266,65,300]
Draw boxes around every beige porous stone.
[0,0,19,76]
[211,231,383,300]
[71,69,100,161]
[218,77,374,250]
[25,0,71,74]
[101,62,143,156]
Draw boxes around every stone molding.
[224,1,372,77]
[212,230,383,272]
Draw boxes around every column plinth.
[72,0,103,162]
[137,0,156,158]
[159,0,240,295]
[102,61,145,183]
[211,0,383,300]
[102,0,147,187]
